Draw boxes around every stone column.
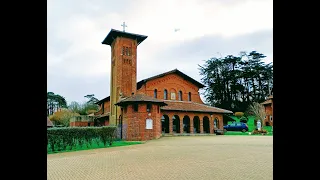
[209,115,214,134]
[180,116,183,134]
[217,115,223,129]
[190,116,194,134]
[200,118,204,134]
[169,116,173,135]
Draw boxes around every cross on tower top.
[121,22,127,32]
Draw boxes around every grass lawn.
[226,115,273,136]
[47,140,143,154]
[224,131,273,136]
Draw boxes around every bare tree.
[248,102,266,129]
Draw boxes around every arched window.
[214,118,219,128]
[154,89,157,98]
[122,46,125,55]
[133,103,138,112]
[188,92,191,101]
[125,47,128,55]
[164,89,168,100]
[178,91,183,101]
[147,103,152,112]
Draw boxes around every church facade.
[71,29,233,141]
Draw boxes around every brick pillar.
[209,116,214,134]
[218,116,223,129]
[180,116,183,134]
[271,101,273,127]
[200,118,204,133]
[190,117,194,134]
[169,116,173,134]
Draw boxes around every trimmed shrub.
[234,112,244,118]
[240,116,248,123]
[47,126,117,152]
[251,129,268,135]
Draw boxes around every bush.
[47,126,117,152]
[87,109,97,115]
[251,129,268,135]
[50,109,80,127]
[240,116,248,123]
[234,112,244,118]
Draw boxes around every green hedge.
[47,126,117,152]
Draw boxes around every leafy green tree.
[199,51,273,112]
[47,92,67,116]
[67,94,99,115]
[68,101,81,113]
[49,108,79,127]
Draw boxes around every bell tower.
[102,27,147,125]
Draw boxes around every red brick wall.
[265,105,272,115]
[137,73,204,104]
[102,100,110,114]
[104,120,110,126]
[122,103,162,141]
[264,104,273,126]
[96,100,111,116]
[70,122,94,127]
[110,37,138,125]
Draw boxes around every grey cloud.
[47,72,110,104]
[135,29,273,95]
[48,29,272,103]
[47,38,73,56]
[153,29,273,63]
[48,0,133,18]
[48,0,272,103]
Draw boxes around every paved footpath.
[47,136,273,180]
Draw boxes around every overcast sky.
[47,0,273,104]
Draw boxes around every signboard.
[257,120,261,131]
[146,118,153,129]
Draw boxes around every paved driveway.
[47,136,273,180]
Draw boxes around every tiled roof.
[95,113,110,118]
[95,96,110,105]
[137,69,205,90]
[97,69,206,103]
[115,93,167,106]
[161,100,233,114]
[47,117,53,127]
[261,99,272,105]
[102,29,148,46]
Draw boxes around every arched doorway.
[193,116,200,133]
[161,115,169,133]
[214,118,219,129]
[183,115,191,133]
[172,115,180,133]
[203,116,210,133]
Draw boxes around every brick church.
[74,28,233,141]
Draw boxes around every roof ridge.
[137,69,205,89]
[186,101,233,112]
[162,100,232,113]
